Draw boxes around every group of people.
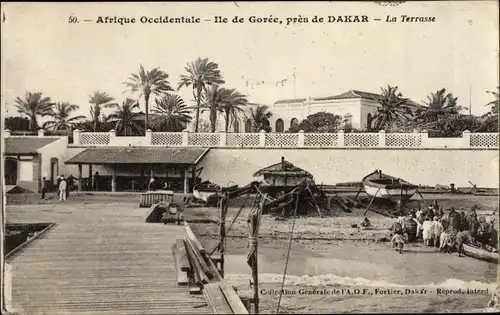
[391,201,497,256]
[41,174,75,201]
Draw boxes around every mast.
[469,84,472,115]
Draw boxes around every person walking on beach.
[59,175,67,201]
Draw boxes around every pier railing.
[65,129,499,149]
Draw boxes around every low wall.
[197,148,499,188]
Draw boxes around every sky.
[1,1,499,121]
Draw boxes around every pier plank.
[6,203,210,314]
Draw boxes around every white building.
[267,90,422,132]
[189,90,422,133]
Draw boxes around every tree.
[14,92,54,132]
[485,87,499,115]
[89,91,116,131]
[178,57,225,132]
[289,112,342,133]
[249,104,273,132]
[201,84,225,132]
[372,85,413,131]
[217,88,248,132]
[124,64,173,131]
[106,98,143,136]
[4,116,30,131]
[419,88,465,122]
[43,102,85,131]
[149,94,192,132]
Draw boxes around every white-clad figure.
[59,175,67,201]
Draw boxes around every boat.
[193,181,238,203]
[362,170,418,201]
[463,243,498,263]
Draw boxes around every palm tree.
[371,85,413,131]
[217,88,248,132]
[150,94,192,132]
[124,64,173,131]
[106,98,143,136]
[201,84,225,132]
[485,87,499,115]
[43,102,86,131]
[178,57,225,132]
[249,104,273,132]
[14,92,54,132]
[419,88,464,122]
[88,91,116,131]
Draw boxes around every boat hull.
[192,189,217,203]
[463,244,498,263]
[363,184,417,201]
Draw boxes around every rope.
[276,194,300,314]
[209,191,255,256]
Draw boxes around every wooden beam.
[204,284,233,314]
[184,238,210,284]
[220,283,249,314]
[176,238,191,272]
[77,164,83,192]
[172,244,188,286]
[185,222,206,256]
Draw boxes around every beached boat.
[362,170,418,201]
[193,181,238,203]
[463,244,499,263]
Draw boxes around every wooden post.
[184,167,189,194]
[251,195,266,314]
[363,188,379,216]
[89,164,93,190]
[77,164,83,191]
[219,193,228,278]
[111,165,117,192]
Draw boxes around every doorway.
[4,158,18,185]
[50,158,59,185]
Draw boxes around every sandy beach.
[187,194,499,313]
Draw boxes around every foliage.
[216,88,248,132]
[149,94,192,132]
[178,57,224,132]
[371,85,413,131]
[418,88,465,122]
[249,104,273,132]
[4,116,30,131]
[89,91,116,131]
[289,111,342,133]
[14,92,54,132]
[197,118,211,132]
[124,64,173,130]
[106,98,143,136]
[485,87,499,116]
[43,102,85,131]
[201,84,225,132]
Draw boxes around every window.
[367,113,373,131]
[290,118,298,128]
[275,118,284,132]
[245,119,252,132]
[233,119,240,133]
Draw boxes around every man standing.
[59,175,67,202]
[41,176,48,200]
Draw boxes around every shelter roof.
[4,137,60,155]
[253,157,313,177]
[65,147,210,165]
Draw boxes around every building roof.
[274,98,307,105]
[276,90,424,107]
[253,157,313,177]
[65,147,210,165]
[4,137,60,155]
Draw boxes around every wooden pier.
[5,202,211,314]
